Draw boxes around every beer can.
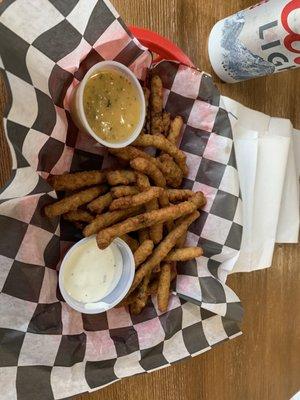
[208,0,300,83]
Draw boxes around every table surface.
[0,1,300,399]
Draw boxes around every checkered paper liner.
[0,1,243,399]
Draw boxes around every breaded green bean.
[45,186,104,218]
[48,171,107,191]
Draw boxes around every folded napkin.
[222,97,300,273]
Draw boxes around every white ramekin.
[70,61,146,148]
[59,236,135,314]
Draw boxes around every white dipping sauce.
[63,237,122,303]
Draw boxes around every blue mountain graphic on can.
[221,12,275,81]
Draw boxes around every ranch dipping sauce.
[62,237,122,303]
[83,70,141,143]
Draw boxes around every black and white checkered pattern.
[152,62,243,318]
[0,1,243,399]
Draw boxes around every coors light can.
[208,0,300,82]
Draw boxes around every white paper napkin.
[222,97,300,273]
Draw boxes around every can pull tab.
[84,302,110,311]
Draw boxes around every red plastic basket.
[129,26,195,67]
